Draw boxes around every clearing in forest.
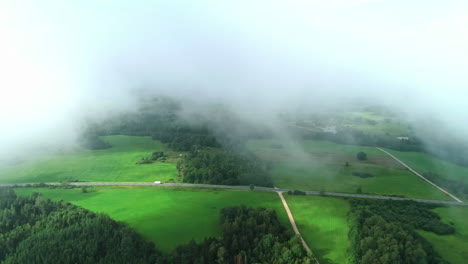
[15,186,290,253]
[285,195,350,264]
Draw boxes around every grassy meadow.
[15,186,290,253]
[385,149,468,184]
[0,135,179,183]
[285,195,350,264]
[418,206,468,264]
[248,139,451,200]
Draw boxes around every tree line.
[348,199,452,264]
[177,148,273,187]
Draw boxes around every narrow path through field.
[376,147,463,202]
[276,190,319,263]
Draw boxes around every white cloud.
[1,0,468,157]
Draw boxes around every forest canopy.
[348,199,452,264]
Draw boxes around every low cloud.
[1,0,468,158]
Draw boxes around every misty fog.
[1,0,468,159]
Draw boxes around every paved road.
[2,182,467,206]
[376,147,463,202]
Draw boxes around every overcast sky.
[1,0,468,155]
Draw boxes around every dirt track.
[277,191,319,263]
[376,147,463,202]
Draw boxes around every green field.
[250,138,383,157]
[418,206,468,264]
[386,149,468,184]
[0,135,179,183]
[286,195,350,264]
[15,186,290,253]
[248,139,450,200]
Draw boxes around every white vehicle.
[154,181,162,184]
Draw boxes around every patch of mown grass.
[285,195,350,264]
[14,186,289,253]
[0,136,179,183]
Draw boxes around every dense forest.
[178,148,273,187]
[348,199,451,264]
[167,206,312,264]
[0,188,162,264]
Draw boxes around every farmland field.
[14,186,290,253]
[418,206,468,264]
[248,139,451,200]
[285,195,350,264]
[385,149,468,184]
[0,135,179,183]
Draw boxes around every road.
[2,182,467,206]
[376,147,463,202]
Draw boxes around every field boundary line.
[276,191,319,263]
[376,147,462,202]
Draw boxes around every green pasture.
[286,195,350,264]
[248,139,451,200]
[0,136,179,183]
[15,186,290,253]
[249,139,384,156]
